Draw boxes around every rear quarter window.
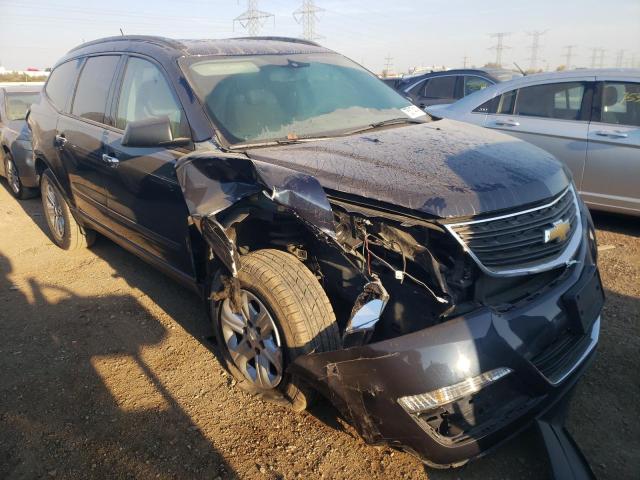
[45,59,82,112]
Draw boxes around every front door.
[583,80,640,214]
[102,55,196,278]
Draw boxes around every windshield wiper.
[344,117,425,136]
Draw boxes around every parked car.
[29,36,602,474]
[0,83,42,199]
[388,68,521,108]
[426,69,640,216]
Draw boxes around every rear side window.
[497,90,517,114]
[423,76,456,99]
[515,82,586,120]
[473,97,497,114]
[72,56,120,123]
[45,59,82,112]
[116,57,187,137]
[598,82,640,127]
[464,76,491,96]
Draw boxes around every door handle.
[494,119,520,127]
[102,153,120,167]
[595,130,628,139]
[55,134,67,148]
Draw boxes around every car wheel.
[4,152,37,200]
[40,169,95,250]
[212,248,340,411]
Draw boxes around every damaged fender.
[175,151,336,275]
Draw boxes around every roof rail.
[67,35,182,53]
[230,36,321,47]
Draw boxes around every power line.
[562,45,577,69]
[526,30,548,71]
[293,0,323,41]
[233,0,274,37]
[488,32,511,67]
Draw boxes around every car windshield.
[181,53,425,146]
[6,92,40,121]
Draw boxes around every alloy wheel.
[45,183,65,241]
[6,158,20,195]
[220,289,283,389]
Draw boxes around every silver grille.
[445,187,582,277]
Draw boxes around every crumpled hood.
[247,119,569,219]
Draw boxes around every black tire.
[40,169,95,250]
[4,152,37,200]
[212,249,340,411]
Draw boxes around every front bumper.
[292,214,602,468]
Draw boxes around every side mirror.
[121,116,190,148]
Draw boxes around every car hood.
[246,119,569,219]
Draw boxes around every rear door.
[414,75,460,108]
[56,55,121,224]
[483,77,595,189]
[102,55,196,277]
[582,78,640,214]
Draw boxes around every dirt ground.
[1,179,638,480]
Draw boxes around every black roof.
[66,35,331,59]
[397,67,521,86]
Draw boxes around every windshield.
[181,53,425,146]
[6,92,40,121]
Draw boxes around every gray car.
[427,69,640,216]
[0,84,42,199]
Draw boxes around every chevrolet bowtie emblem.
[544,219,571,244]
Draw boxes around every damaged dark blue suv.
[28,36,603,476]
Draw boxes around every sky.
[0,0,638,73]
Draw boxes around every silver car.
[0,83,42,199]
[427,69,640,216]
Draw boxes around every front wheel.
[40,169,95,250]
[212,249,340,411]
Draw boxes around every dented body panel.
[291,226,600,468]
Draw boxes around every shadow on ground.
[591,210,640,237]
[0,249,235,479]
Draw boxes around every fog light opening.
[397,367,513,414]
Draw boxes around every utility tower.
[615,49,625,68]
[598,49,606,68]
[293,1,323,41]
[488,32,511,67]
[462,55,469,68]
[563,45,577,69]
[233,0,274,37]
[526,30,548,71]
[383,54,394,77]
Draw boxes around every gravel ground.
[1,180,638,480]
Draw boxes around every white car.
[427,69,640,216]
